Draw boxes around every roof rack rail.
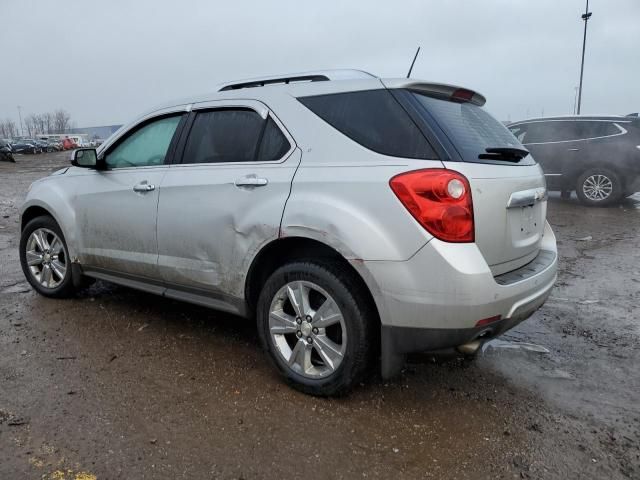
[219,74,329,91]
[217,69,376,92]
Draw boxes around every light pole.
[17,105,23,136]
[576,0,592,115]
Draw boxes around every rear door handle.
[235,176,268,187]
[568,148,579,151]
[133,182,155,192]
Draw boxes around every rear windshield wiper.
[478,147,530,162]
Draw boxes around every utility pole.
[17,105,23,137]
[577,0,592,115]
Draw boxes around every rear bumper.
[381,276,553,355]
[360,221,557,377]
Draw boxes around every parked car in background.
[47,140,63,151]
[10,139,38,154]
[508,115,640,206]
[0,139,15,162]
[33,139,50,153]
[61,138,77,150]
[19,70,557,395]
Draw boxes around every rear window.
[412,92,534,165]
[299,90,438,159]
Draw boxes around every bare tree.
[44,112,54,134]
[4,119,17,138]
[34,114,46,135]
[25,114,38,137]
[53,109,71,134]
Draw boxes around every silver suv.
[19,70,557,395]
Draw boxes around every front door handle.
[235,176,268,187]
[568,148,579,152]
[133,182,155,192]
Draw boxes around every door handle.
[133,182,155,192]
[568,148,579,152]
[235,176,268,187]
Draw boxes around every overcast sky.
[2,0,638,128]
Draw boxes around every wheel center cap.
[300,321,312,337]
[43,253,51,262]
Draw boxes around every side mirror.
[70,148,104,169]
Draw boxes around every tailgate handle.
[507,187,547,208]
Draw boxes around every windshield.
[411,91,535,165]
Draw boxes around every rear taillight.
[389,169,474,243]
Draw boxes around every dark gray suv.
[508,115,640,205]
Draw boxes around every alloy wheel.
[268,280,347,379]
[25,228,67,289]
[582,174,613,201]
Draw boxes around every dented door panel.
[156,149,301,298]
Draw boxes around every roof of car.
[145,69,486,114]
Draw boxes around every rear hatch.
[399,87,547,275]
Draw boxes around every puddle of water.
[482,339,550,354]
[1,282,31,294]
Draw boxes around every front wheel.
[257,261,376,396]
[576,168,623,206]
[19,215,77,298]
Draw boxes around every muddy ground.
[0,152,638,479]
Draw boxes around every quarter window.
[299,90,438,159]
[182,109,291,164]
[105,115,182,168]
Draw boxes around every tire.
[560,190,571,200]
[19,215,77,298]
[257,260,376,396]
[575,168,623,206]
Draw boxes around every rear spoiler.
[381,79,486,106]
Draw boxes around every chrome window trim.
[510,120,629,146]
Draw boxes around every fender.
[21,177,80,262]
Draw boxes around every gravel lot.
[1,152,638,479]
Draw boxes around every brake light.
[389,169,474,242]
[451,88,475,102]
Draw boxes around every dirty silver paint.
[19,73,557,362]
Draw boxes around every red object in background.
[62,138,77,150]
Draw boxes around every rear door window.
[575,121,621,139]
[299,90,438,159]
[182,109,291,164]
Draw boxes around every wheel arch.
[244,236,385,335]
[21,199,78,260]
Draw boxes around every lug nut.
[296,317,302,324]
[296,331,302,337]
[312,327,319,334]
[307,337,313,344]
[305,315,312,322]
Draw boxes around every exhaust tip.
[457,339,483,355]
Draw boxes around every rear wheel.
[576,168,623,206]
[257,261,375,396]
[19,216,77,298]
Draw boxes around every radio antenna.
[406,46,421,78]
